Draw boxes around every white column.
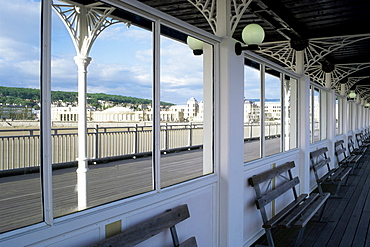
[218,37,244,247]
[325,73,336,167]
[296,51,310,194]
[74,55,92,210]
[216,1,244,245]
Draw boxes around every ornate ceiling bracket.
[52,1,125,57]
[187,0,217,34]
[303,34,370,72]
[230,0,253,35]
[257,41,296,71]
[187,0,253,36]
[308,65,370,95]
[258,34,370,90]
[332,63,370,89]
[356,84,370,101]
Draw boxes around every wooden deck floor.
[252,151,370,247]
[0,148,205,233]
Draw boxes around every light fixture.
[235,23,265,55]
[187,36,203,55]
[348,90,357,101]
[365,103,370,108]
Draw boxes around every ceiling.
[136,0,370,100]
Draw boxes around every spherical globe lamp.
[235,23,265,55]
[187,36,203,55]
[242,23,265,48]
[348,91,357,99]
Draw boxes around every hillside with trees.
[0,86,173,109]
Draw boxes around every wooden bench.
[310,147,352,197]
[91,204,197,247]
[349,135,367,156]
[334,140,361,172]
[249,161,330,247]
[355,133,370,149]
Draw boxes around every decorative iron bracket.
[52,1,127,56]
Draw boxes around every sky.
[0,0,205,105]
[0,0,279,106]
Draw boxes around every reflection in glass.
[313,88,321,142]
[0,0,42,233]
[160,27,213,188]
[51,3,154,217]
[265,67,281,157]
[284,76,298,151]
[244,63,261,162]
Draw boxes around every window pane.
[313,88,321,142]
[160,27,213,188]
[320,90,327,140]
[0,0,42,233]
[265,67,281,157]
[51,2,154,217]
[335,97,339,135]
[244,62,261,162]
[284,76,298,150]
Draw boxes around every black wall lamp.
[235,23,265,55]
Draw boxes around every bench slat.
[277,194,318,228]
[249,161,295,186]
[312,157,331,171]
[263,194,307,228]
[92,205,191,247]
[310,147,328,159]
[328,167,351,181]
[294,192,330,228]
[256,177,300,209]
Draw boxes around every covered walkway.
[252,152,370,247]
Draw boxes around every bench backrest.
[92,204,197,247]
[310,147,331,178]
[335,140,348,163]
[356,133,364,146]
[249,161,299,210]
[348,136,356,153]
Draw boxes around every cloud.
[0,0,206,105]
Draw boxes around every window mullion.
[260,64,265,158]
[152,20,161,192]
[41,0,54,226]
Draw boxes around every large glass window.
[310,86,321,143]
[0,0,214,232]
[264,67,281,157]
[160,27,213,188]
[284,76,298,151]
[0,0,42,233]
[244,61,261,162]
[244,59,298,163]
[335,96,343,135]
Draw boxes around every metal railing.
[0,123,204,172]
[0,123,281,172]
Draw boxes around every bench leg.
[317,182,324,195]
[334,181,343,197]
[318,198,328,222]
[294,226,306,247]
[265,228,275,247]
[170,225,180,247]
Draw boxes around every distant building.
[49,97,203,123]
[0,105,34,120]
[51,105,94,121]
